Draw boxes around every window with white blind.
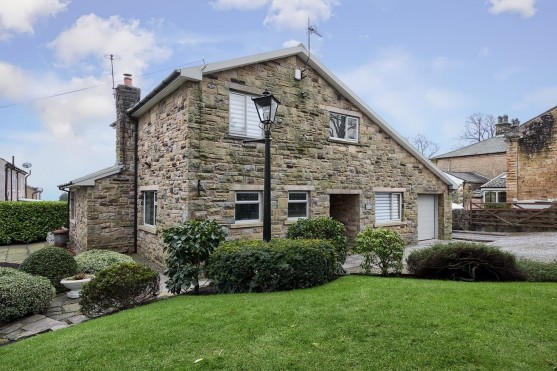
[375,192,402,223]
[229,91,262,138]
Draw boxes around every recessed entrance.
[330,194,360,243]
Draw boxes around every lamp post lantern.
[252,89,281,242]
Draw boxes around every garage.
[417,194,437,240]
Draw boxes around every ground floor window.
[235,192,261,222]
[484,191,506,204]
[288,192,309,219]
[143,191,157,226]
[375,192,402,222]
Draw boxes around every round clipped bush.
[75,249,134,275]
[406,241,525,281]
[0,268,55,323]
[80,262,160,317]
[206,238,337,293]
[19,246,77,293]
[286,217,348,269]
[355,227,406,275]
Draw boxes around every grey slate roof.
[433,135,507,159]
[481,173,506,189]
[446,172,490,184]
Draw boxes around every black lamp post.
[252,89,281,242]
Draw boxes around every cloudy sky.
[1,0,555,200]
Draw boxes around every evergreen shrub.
[75,249,134,274]
[0,268,55,323]
[355,227,405,275]
[206,238,336,293]
[19,246,77,293]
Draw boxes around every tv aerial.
[104,54,121,97]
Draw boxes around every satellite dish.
[22,162,32,169]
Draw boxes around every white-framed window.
[229,91,262,138]
[483,191,506,204]
[235,192,261,222]
[69,191,76,220]
[375,192,402,222]
[143,191,157,226]
[329,112,359,142]
[288,192,309,219]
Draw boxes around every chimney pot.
[503,114,508,124]
[124,73,132,87]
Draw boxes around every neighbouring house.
[25,185,43,200]
[443,171,490,208]
[479,173,507,205]
[1,157,28,201]
[505,105,557,204]
[60,45,456,265]
[432,116,517,180]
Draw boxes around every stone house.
[505,105,557,203]
[1,157,28,201]
[61,45,456,265]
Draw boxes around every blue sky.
[1,0,555,200]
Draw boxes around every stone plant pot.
[60,275,94,299]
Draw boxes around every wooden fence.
[468,201,557,230]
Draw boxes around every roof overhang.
[58,165,124,189]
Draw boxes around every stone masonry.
[506,107,557,202]
[133,54,452,265]
[435,153,507,180]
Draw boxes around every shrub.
[286,217,348,269]
[19,246,77,293]
[206,238,337,293]
[355,227,405,275]
[0,268,55,323]
[406,242,525,281]
[75,249,134,275]
[162,220,226,294]
[0,201,67,245]
[517,259,557,282]
[79,262,160,317]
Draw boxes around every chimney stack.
[115,74,141,167]
[495,114,512,135]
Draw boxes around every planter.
[60,275,94,298]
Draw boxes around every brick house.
[505,105,557,203]
[61,45,455,265]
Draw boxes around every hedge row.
[0,201,67,245]
[206,239,337,293]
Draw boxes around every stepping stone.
[22,318,65,333]
[21,314,45,324]
[51,324,68,331]
[50,312,76,321]
[62,303,81,313]
[0,322,23,335]
[68,315,88,324]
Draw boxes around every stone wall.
[135,55,452,263]
[506,107,557,201]
[435,153,506,179]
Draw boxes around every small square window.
[235,192,261,222]
[288,192,309,219]
[229,92,262,138]
[329,112,359,142]
[143,191,157,226]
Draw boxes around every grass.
[1,276,556,370]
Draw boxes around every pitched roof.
[58,165,124,188]
[128,45,457,189]
[433,135,507,159]
[446,172,490,184]
[481,173,506,189]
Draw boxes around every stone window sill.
[139,225,157,234]
[374,221,406,228]
[327,138,363,146]
[229,222,263,229]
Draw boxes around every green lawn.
[1,276,556,370]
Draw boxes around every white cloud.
[282,39,302,48]
[487,0,537,18]
[211,0,269,10]
[264,0,339,29]
[48,14,171,76]
[0,0,68,39]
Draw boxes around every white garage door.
[418,194,437,240]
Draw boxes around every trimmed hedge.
[518,259,557,282]
[0,268,55,323]
[206,239,337,293]
[75,249,134,275]
[0,201,67,245]
[286,217,348,269]
[19,246,77,293]
[406,242,525,281]
[80,262,160,317]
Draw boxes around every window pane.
[237,192,259,202]
[144,191,156,226]
[346,117,358,140]
[288,202,307,218]
[484,192,496,203]
[329,113,345,139]
[235,204,259,221]
[289,192,307,201]
[498,192,507,203]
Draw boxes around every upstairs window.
[375,192,402,223]
[229,92,262,138]
[329,112,358,142]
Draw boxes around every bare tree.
[409,134,440,159]
[455,113,496,144]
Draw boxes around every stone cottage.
[61,45,456,265]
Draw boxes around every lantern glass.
[252,90,280,124]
